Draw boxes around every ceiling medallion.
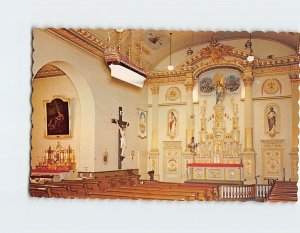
[143,30,169,50]
[199,34,233,63]
[166,87,181,101]
[262,78,281,95]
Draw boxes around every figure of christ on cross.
[111,107,130,169]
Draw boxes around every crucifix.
[111,106,130,169]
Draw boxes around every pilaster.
[241,69,256,184]
[289,73,299,181]
[149,84,160,180]
[184,73,195,151]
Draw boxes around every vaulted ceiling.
[89,29,299,68]
[47,28,299,71]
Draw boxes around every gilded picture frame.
[44,96,71,138]
[138,109,147,139]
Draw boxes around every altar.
[187,163,243,184]
[186,88,244,184]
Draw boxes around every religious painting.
[198,69,241,97]
[138,109,147,139]
[264,103,280,137]
[167,110,178,139]
[44,97,71,138]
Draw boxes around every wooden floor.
[29,175,219,201]
[268,181,298,202]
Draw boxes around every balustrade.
[219,184,272,200]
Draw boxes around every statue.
[168,111,177,138]
[267,107,276,132]
[214,73,226,104]
[117,121,129,160]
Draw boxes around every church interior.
[30,28,299,202]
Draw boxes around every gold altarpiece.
[187,99,243,183]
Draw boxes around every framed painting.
[44,96,71,138]
[138,109,147,139]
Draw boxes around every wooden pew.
[29,187,51,198]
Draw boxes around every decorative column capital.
[184,77,195,91]
[150,84,159,95]
[242,74,254,87]
[289,73,300,83]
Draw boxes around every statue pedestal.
[290,148,299,182]
[242,150,256,184]
[149,150,160,181]
[181,151,194,182]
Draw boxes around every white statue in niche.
[168,111,177,139]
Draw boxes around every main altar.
[187,75,244,184]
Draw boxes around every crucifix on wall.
[111,106,130,169]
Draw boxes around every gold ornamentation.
[194,59,246,78]
[262,78,281,95]
[199,35,233,63]
[242,75,254,86]
[289,73,300,83]
[261,139,284,179]
[73,29,109,51]
[184,78,195,91]
[37,142,76,171]
[47,28,105,59]
[267,159,279,173]
[35,64,65,79]
[147,66,197,78]
[150,85,159,95]
[254,63,300,76]
[180,48,248,67]
[148,76,187,84]
[166,87,181,101]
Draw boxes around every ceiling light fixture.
[187,32,194,56]
[245,33,254,62]
[167,32,174,71]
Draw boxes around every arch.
[193,62,245,79]
[33,61,96,172]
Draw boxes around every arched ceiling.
[88,29,299,69]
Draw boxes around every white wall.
[32,29,148,172]
[252,75,292,181]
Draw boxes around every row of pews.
[29,175,219,201]
[268,181,298,202]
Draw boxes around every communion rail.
[219,184,272,201]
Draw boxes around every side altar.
[187,76,244,184]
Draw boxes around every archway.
[32,61,96,172]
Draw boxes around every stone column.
[289,73,299,182]
[241,69,256,184]
[149,84,160,180]
[184,74,195,151]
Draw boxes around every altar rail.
[256,184,272,199]
[219,184,272,201]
